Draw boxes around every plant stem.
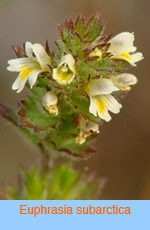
[39,143,50,175]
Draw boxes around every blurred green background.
[0,0,149,199]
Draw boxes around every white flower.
[108,32,144,66]
[42,91,58,116]
[85,78,122,122]
[53,54,76,85]
[7,42,51,93]
[110,73,137,91]
[75,116,99,144]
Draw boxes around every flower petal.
[98,109,111,122]
[78,116,99,133]
[90,95,122,122]
[12,74,27,93]
[52,54,76,85]
[110,73,137,90]
[86,121,99,133]
[53,67,75,85]
[7,58,40,74]
[7,58,35,72]
[32,43,51,70]
[93,95,111,122]
[131,52,144,64]
[53,68,68,85]
[104,95,122,114]
[59,54,75,73]
[89,96,98,117]
[87,78,119,96]
[109,32,136,55]
[28,70,42,89]
[25,42,34,58]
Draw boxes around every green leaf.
[23,167,49,200]
[48,164,82,199]
[37,77,52,89]
[76,60,98,83]
[2,164,104,200]
[71,33,85,59]
[25,96,56,128]
[85,12,104,42]
[74,14,88,37]
[31,87,47,102]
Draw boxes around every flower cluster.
[6,13,143,158]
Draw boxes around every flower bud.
[42,91,58,115]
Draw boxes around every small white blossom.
[75,116,99,144]
[85,78,122,122]
[110,73,137,91]
[7,42,51,93]
[42,91,58,116]
[53,54,76,85]
[108,32,144,66]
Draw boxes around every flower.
[42,91,58,116]
[53,54,76,85]
[109,73,137,91]
[89,47,102,61]
[85,78,122,122]
[108,32,144,66]
[7,42,51,93]
[75,116,99,144]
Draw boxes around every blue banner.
[0,201,149,229]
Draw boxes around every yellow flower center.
[20,62,41,81]
[57,63,74,83]
[20,66,33,81]
[120,52,132,61]
[95,96,108,115]
[45,105,58,116]
[89,48,102,61]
